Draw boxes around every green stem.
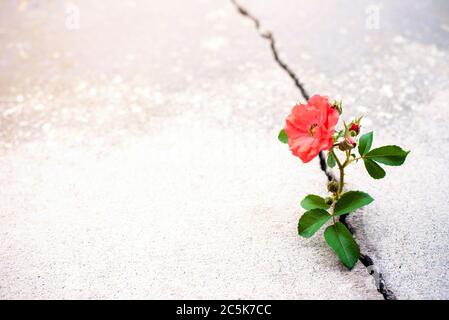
[330,149,349,197]
[330,149,352,224]
[330,149,343,169]
[338,164,344,195]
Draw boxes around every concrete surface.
[0,1,382,299]
[239,0,449,299]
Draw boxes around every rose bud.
[349,122,360,135]
[327,181,339,193]
[338,137,357,151]
[347,137,357,147]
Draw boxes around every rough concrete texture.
[0,1,381,299]
[239,0,449,299]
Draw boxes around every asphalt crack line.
[230,0,309,100]
[230,0,396,300]
[230,0,334,181]
[339,215,396,300]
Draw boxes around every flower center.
[308,123,318,136]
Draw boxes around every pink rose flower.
[284,95,339,163]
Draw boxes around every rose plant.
[278,95,409,269]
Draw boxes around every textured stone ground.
[239,0,449,299]
[0,0,380,299]
[1,0,448,300]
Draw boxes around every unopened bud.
[338,137,357,151]
[348,137,357,147]
[327,181,339,193]
[349,123,360,135]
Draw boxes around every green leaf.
[365,145,409,166]
[358,131,373,156]
[364,158,386,179]
[301,195,331,210]
[327,152,336,168]
[278,129,288,144]
[324,222,360,269]
[333,191,374,216]
[298,209,331,238]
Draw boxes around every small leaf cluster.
[357,132,409,179]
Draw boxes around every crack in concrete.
[339,215,396,300]
[230,0,396,300]
[230,0,334,182]
[230,1,308,100]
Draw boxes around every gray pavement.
[1,0,448,300]
[0,0,381,299]
[239,0,449,299]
